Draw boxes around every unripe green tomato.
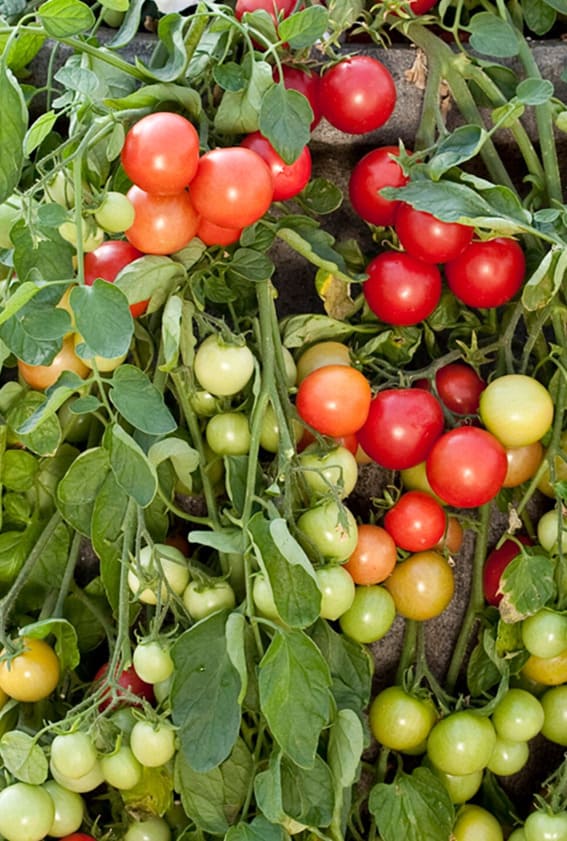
[524,810,567,841]
[297,500,358,562]
[59,219,105,252]
[194,334,255,397]
[206,412,251,455]
[45,169,75,207]
[521,609,567,659]
[154,673,174,704]
[0,783,55,841]
[100,745,143,789]
[190,389,219,417]
[299,445,359,499]
[128,543,189,605]
[508,830,527,841]
[49,758,105,793]
[133,640,174,684]
[541,685,567,746]
[316,565,355,620]
[452,804,503,841]
[537,431,567,497]
[50,731,98,780]
[491,688,544,742]
[427,711,496,776]
[427,763,483,804]
[130,719,177,768]
[182,580,236,621]
[339,585,396,644]
[259,403,303,453]
[369,686,437,752]
[95,191,136,232]
[124,817,171,841]
[296,340,351,383]
[537,508,567,554]
[42,780,85,837]
[486,734,529,776]
[252,573,280,621]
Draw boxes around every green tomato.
[297,499,358,562]
[130,719,177,768]
[50,732,98,780]
[316,565,355,620]
[133,640,174,684]
[369,686,437,753]
[259,402,303,453]
[194,334,255,397]
[427,711,496,776]
[0,783,55,841]
[453,804,503,841]
[339,584,396,644]
[491,688,544,742]
[206,412,251,455]
[486,734,529,776]
[541,685,567,746]
[58,219,104,252]
[252,573,280,621]
[49,759,104,793]
[426,762,483,804]
[479,374,554,448]
[299,445,359,499]
[128,543,189,605]
[42,781,85,838]
[182,580,236,620]
[522,609,567,659]
[124,817,171,841]
[0,197,22,249]
[100,745,143,790]
[94,190,136,232]
[524,811,567,841]
[537,508,567,554]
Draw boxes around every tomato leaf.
[309,620,373,712]
[499,548,556,621]
[255,750,335,827]
[259,84,312,165]
[278,6,329,49]
[0,65,27,204]
[0,731,48,784]
[281,313,355,349]
[248,513,321,629]
[468,12,520,57]
[226,249,275,284]
[7,392,62,456]
[277,220,364,283]
[328,709,364,838]
[37,0,96,36]
[1,450,38,492]
[369,767,455,841]
[174,737,253,834]
[427,125,487,181]
[17,520,72,610]
[91,472,130,615]
[56,447,110,535]
[19,617,80,671]
[214,60,273,134]
[109,365,177,435]
[522,246,566,310]
[104,423,157,508]
[226,816,287,841]
[516,77,554,105]
[523,0,556,34]
[171,611,242,773]
[259,628,333,768]
[135,13,187,82]
[71,279,133,359]
[121,764,174,818]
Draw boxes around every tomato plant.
[296,364,371,437]
[240,131,311,201]
[385,550,454,620]
[383,490,447,552]
[394,204,473,263]
[0,637,60,702]
[444,237,526,308]
[319,56,396,134]
[363,250,442,325]
[349,145,409,226]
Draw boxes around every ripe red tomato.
[121,112,200,195]
[60,836,97,841]
[274,65,322,129]
[84,240,147,317]
[435,362,486,415]
[235,0,295,22]
[240,132,311,201]
[409,0,438,11]
[196,217,242,247]
[296,365,372,437]
[94,662,155,710]
[320,56,396,134]
[426,426,508,507]
[444,237,525,308]
[357,388,444,470]
[384,490,447,552]
[125,187,200,255]
[483,535,532,606]
[189,147,274,229]
[394,204,473,263]
[363,250,442,325]
[349,146,409,227]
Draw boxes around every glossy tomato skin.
[426,426,508,507]
[349,146,408,226]
[385,550,454,620]
[0,637,60,702]
[363,250,442,325]
[427,710,497,776]
[121,112,200,195]
[94,662,155,710]
[320,56,396,134]
[384,490,447,552]
[274,65,322,128]
[445,237,525,308]
[434,362,486,415]
[394,204,473,263]
[369,686,437,752]
[483,536,531,606]
[339,584,396,643]
[241,132,311,201]
[357,388,444,470]
[84,240,147,317]
[196,217,242,247]
[189,147,274,229]
[125,187,200,255]
[296,365,372,437]
[343,523,398,585]
[18,335,90,391]
[479,374,554,448]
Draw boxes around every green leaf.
[0,31,46,73]
[299,178,343,215]
[259,629,333,768]
[516,77,554,105]
[0,66,27,204]
[369,767,455,841]
[0,731,48,784]
[171,611,242,773]
[91,472,130,614]
[19,617,80,671]
[121,763,174,817]
[523,0,556,33]
[310,620,373,712]
[259,85,312,165]
[277,221,362,283]
[160,294,182,373]
[37,0,96,36]
[11,223,74,286]
[278,5,329,47]
[109,365,177,435]
[17,378,84,436]
[0,282,43,328]
[282,313,354,349]
[63,592,109,653]
[1,450,38,492]
[174,737,253,834]
[327,0,364,28]
[213,61,248,92]
[7,392,62,456]
[328,709,364,788]
[114,254,185,314]
[249,513,320,628]
[105,82,201,117]
[70,280,133,359]
[255,751,335,827]
[522,246,565,310]
[226,249,275,284]
[499,548,556,621]
[135,13,187,82]
[56,447,110,535]
[467,626,509,696]
[17,520,71,610]
[148,436,199,489]
[215,60,274,134]
[427,125,486,180]
[468,12,521,57]
[104,424,157,508]
[226,816,286,841]
[188,528,246,555]
[24,111,57,156]
[541,0,567,12]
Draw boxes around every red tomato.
[125,187,200,255]
[84,240,147,317]
[409,0,438,10]
[394,204,473,263]
[121,112,200,195]
[444,237,525,308]
[189,147,274,229]
[235,0,296,22]
[196,217,242,247]
[296,365,372,437]
[384,490,447,552]
[426,427,508,507]
[363,250,442,325]
[320,56,396,134]
[60,836,97,841]
[349,146,409,227]
[435,362,486,415]
[94,662,155,710]
[240,132,311,201]
[357,388,444,470]
[274,65,322,129]
[483,536,532,606]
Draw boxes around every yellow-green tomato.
[95,191,136,233]
[49,759,104,793]
[130,719,177,768]
[452,804,503,841]
[128,543,189,605]
[299,445,359,499]
[537,508,567,554]
[194,334,255,397]
[486,734,529,776]
[541,685,567,746]
[100,745,143,790]
[521,609,567,659]
[206,412,250,455]
[0,783,55,841]
[316,565,355,620]
[479,374,554,447]
[427,711,497,776]
[73,332,127,372]
[124,817,171,841]
[427,764,483,804]
[339,585,396,644]
[182,580,236,621]
[252,573,280,621]
[259,403,303,453]
[59,219,105,252]
[296,340,351,383]
[297,500,358,562]
[50,731,98,780]
[132,640,174,684]
[42,781,85,838]
[369,686,437,753]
